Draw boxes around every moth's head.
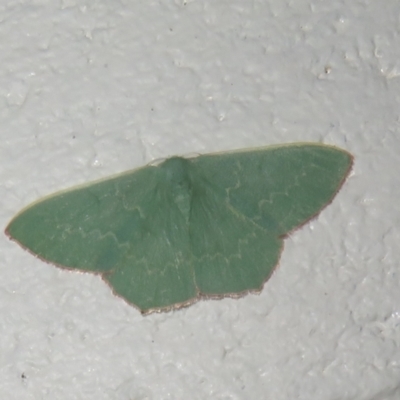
[160,157,192,188]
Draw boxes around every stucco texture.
[1,1,400,399]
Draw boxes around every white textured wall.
[1,1,400,399]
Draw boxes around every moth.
[6,143,353,314]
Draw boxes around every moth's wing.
[191,144,352,236]
[6,165,197,313]
[102,172,199,313]
[188,171,283,296]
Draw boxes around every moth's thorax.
[160,157,193,219]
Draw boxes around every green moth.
[6,143,352,314]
